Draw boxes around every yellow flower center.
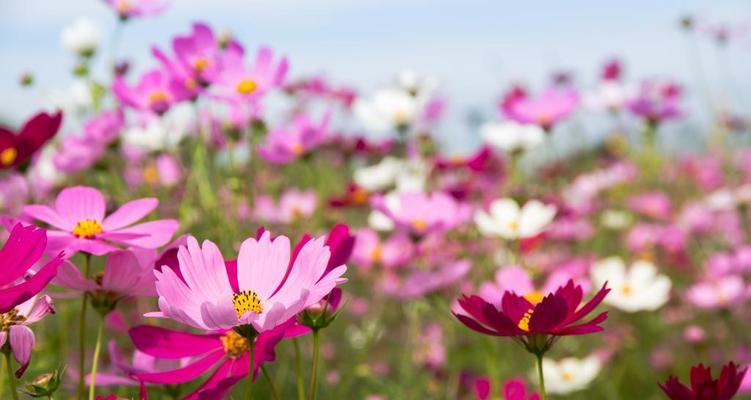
[507,220,519,232]
[538,112,553,127]
[148,90,170,105]
[185,78,198,90]
[72,219,103,239]
[143,164,160,185]
[561,371,574,382]
[411,219,428,232]
[0,148,17,166]
[370,245,383,263]
[232,290,263,318]
[291,142,305,155]
[236,79,258,95]
[351,188,369,205]
[517,308,535,332]
[621,283,633,296]
[524,291,544,305]
[193,58,210,73]
[220,330,250,358]
[0,308,26,331]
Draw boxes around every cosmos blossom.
[371,191,471,236]
[659,362,747,400]
[258,113,330,164]
[502,87,579,131]
[113,69,189,115]
[454,280,610,353]
[129,319,306,399]
[22,186,179,257]
[147,230,347,333]
[473,377,540,400]
[0,295,55,378]
[213,46,288,107]
[0,110,62,170]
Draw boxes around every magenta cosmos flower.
[659,362,747,400]
[23,186,179,257]
[371,191,471,236]
[0,110,62,170]
[454,280,609,354]
[213,46,288,106]
[1,295,55,378]
[0,224,62,315]
[503,88,579,131]
[113,68,189,115]
[258,112,330,164]
[129,319,304,399]
[626,79,683,125]
[474,377,540,400]
[147,230,347,334]
[102,0,169,20]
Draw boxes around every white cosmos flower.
[583,81,636,112]
[354,88,418,133]
[542,355,602,395]
[480,121,545,153]
[122,105,193,151]
[354,157,427,193]
[61,17,101,55]
[474,198,556,239]
[591,257,671,312]
[46,80,93,114]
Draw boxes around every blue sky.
[1,0,749,150]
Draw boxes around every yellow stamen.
[185,78,198,90]
[72,219,103,239]
[143,164,159,185]
[538,113,553,127]
[291,142,305,155]
[193,58,210,73]
[236,79,258,95]
[220,330,249,358]
[0,148,17,166]
[524,291,544,305]
[561,371,574,382]
[412,219,428,232]
[148,90,170,105]
[517,308,535,332]
[351,188,368,205]
[507,220,519,232]
[621,284,633,296]
[116,0,131,14]
[232,290,263,318]
[0,308,26,331]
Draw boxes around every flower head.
[590,257,671,312]
[258,113,329,164]
[371,191,470,237]
[148,231,347,333]
[113,69,183,115]
[475,198,556,240]
[502,88,578,131]
[0,295,55,377]
[626,79,683,124]
[454,280,609,354]
[23,186,179,257]
[102,0,169,20]
[213,46,288,106]
[480,121,545,154]
[659,362,747,400]
[542,355,602,394]
[0,111,62,170]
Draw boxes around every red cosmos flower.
[659,362,747,400]
[454,280,609,354]
[0,111,62,169]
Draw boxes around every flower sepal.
[22,367,64,398]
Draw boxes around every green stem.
[4,351,18,400]
[247,339,254,400]
[536,353,547,400]
[293,338,305,400]
[307,330,320,400]
[261,365,281,400]
[88,318,105,400]
[77,253,92,400]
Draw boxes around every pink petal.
[129,325,221,359]
[9,324,34,377]
[0,224,46,287]
[53,186,106,227]
[237,232,290,300]
[22,205,71,230]
[108,219,179,248]
[134,349,225,384]
[0,256,62,314]
[53,261,97,292]
[102,198,159,231]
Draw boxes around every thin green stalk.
[77,253,92,400]
[261,365,281,400]
[247,339,254,400]
[307,330,320,400]
[293,338,305,400]
[88,318,105,400]
[4,351,18,400]
[536,353,547,400]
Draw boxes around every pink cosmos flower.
[148,231,347,333]
[626,79,683,124]
[258,113,330,164]
[213,46,288,106]
[0,224,62,315]
[23,186,179,257]
[398,260,470,299]
[113,69,187,115]
[83,340,190,387]
[254,190,318,223]
[352,229,412,270]
[686,275,747,309]
[102,0,169,20]
[53,109,124,173]
[503,88,579,131]
[0,295,55,377]
[129,319,305,399]
[371,191,471,236]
